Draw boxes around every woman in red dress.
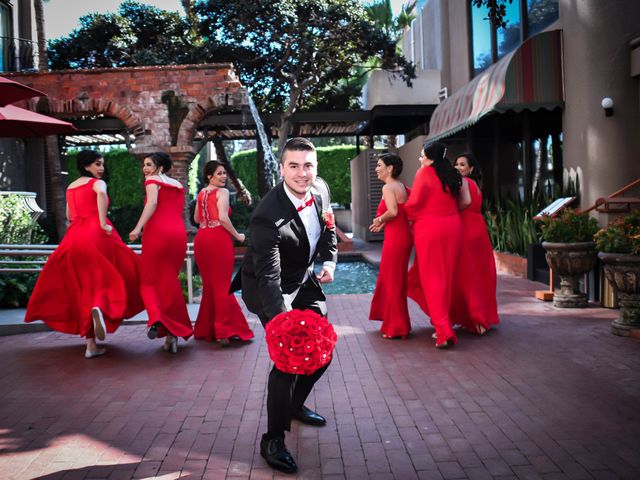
[25,150,144,358]
[368,154,413,338]
[451,153,500,334]
[129,152,193,353]
[405,142,470,348]
[193,161,254,345]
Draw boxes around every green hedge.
[230,145,356,206]
[65,149,144,240]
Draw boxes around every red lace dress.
[405,166,462,345]
[25,179,143,336]
[450,178,500,331]
[139,180,193,339]
[193,188,254,342]
[368,187,413,337]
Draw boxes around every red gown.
[405,166,462,345]
[193,188,254,342]
[450,178,500,331]
[368,188,413,337]
[140,179,193,339]
[25,179,144,336]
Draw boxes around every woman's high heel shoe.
[164,334,178,354]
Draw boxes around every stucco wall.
[558,0,640,207]
[362,69,441,108]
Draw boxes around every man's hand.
[316,267,334,284]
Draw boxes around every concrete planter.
[542,241,597,308]
[598,252,640,336]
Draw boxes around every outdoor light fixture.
[601,97,614,117]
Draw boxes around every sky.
[44,0,412,40]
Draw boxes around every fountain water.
[244,92,279,188]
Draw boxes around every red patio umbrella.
[0,76,47,106]
[0,104,77,137]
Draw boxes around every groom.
[231,137,337,474]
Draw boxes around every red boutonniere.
[322,210,335,230]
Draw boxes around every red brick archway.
[7,64,246,225]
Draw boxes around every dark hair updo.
[422,141,461,196]
[456,152,483,189]
[77,150,103,178]
[203,160,225,184]
[379,153,403,178]
[146,152,172,173]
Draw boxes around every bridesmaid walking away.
[451,153,500,334]
[25,150,144,358]
[193,161,254,345]
[368,154,413,339]
[405,142,469,348]
[129,152,193,353]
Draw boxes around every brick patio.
[0,275,638,480]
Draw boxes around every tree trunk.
[44,136,68,240]
[34,0,48,70]
[35,0,66,240]
[211,136,252,205]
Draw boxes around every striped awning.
[426,29,564,143]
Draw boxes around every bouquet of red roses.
[265,309,337,375]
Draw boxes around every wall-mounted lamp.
[601,97,614,117]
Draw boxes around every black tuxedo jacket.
[230,178,338,321]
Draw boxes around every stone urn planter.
[542,241,597,307]
[598,252,640,336]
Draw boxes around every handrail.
[0,243,197,303]
[581,177,640,213]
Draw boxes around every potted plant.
[594,210,640,336]
[540,209,599,307]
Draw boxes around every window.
[497,0,521,59]
[470,2,493,75]
[469,0,558,77]
[0,1,12,72]
[527,0,559,37]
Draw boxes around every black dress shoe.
[147,324,159,340]
[260,436,297,474]
[292,405,326,426]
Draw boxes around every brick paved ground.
[0,275,638,480]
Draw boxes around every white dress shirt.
[283,183,335,282]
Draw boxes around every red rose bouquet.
[265,309,337,375]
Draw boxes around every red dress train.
[405,166,462,345]
[193,188,254,342]
[450,178,500,331]
[368,190,413,337]
[139,179,193,339]
[25,179,144,336]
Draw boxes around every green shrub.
[230,145,356,206]
[0,273,39,308]
[540,209,599,243]
[0,194,47,244]
[178,272,202,302]
[484,198,540,257]
[594,210,640,255]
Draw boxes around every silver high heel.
[163,334,178,353]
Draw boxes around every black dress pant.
[260,279,330,438]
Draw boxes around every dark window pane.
[471,2,493,75]
[527,0,559,37]
[497,0,521,58]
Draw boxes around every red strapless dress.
[368,189,413,337]
[25,179,144,336]
[139,180,193,339]
[193,188,254,342]
[450,178,500,332]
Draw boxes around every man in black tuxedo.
[231,137,337,474]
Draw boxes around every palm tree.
[34,0,67,240]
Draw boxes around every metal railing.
[0,243,197,303]
[0,36,37,72]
